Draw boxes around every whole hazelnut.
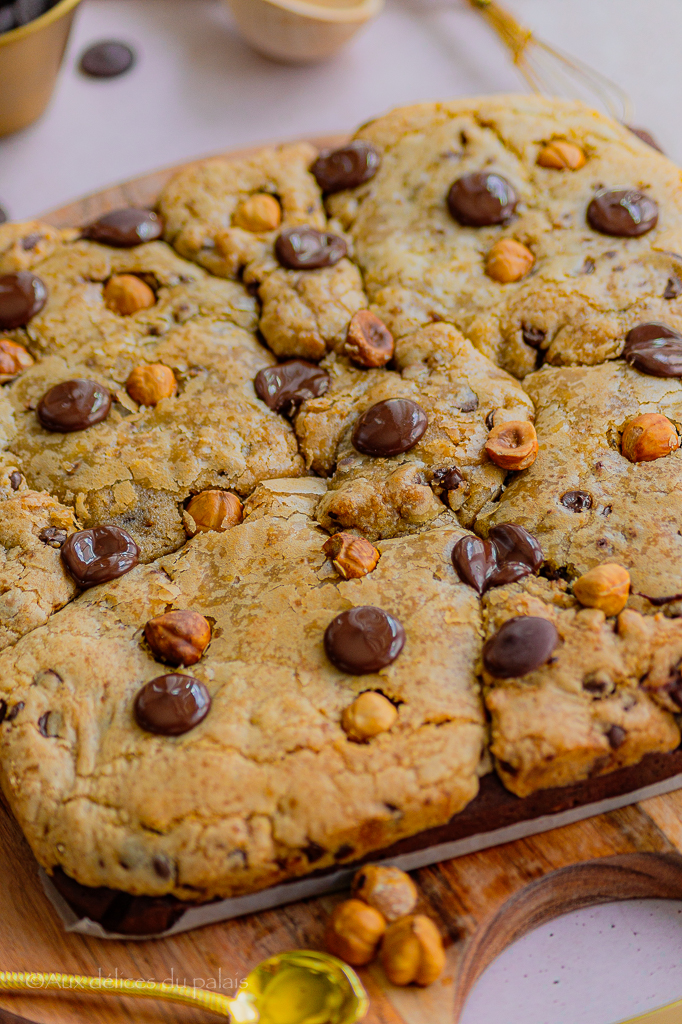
[342,692,398,741]
[380,914,446,987]
[233,194,282,233]
[0,338,34,382]
[485,420,538,470]
[325,898,386,966]
[323,532,380,579]
[621,413,679,463]
[537,140,587,170]
[485,239,535,283]
[573,564,630,616]
[126,364,177,406]
[185,490,243,534]
[344,310,395,368]
[104,274,156,316]
[145,610,211,667]
[351,865,418,922]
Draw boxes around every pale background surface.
[2,1,682,1021]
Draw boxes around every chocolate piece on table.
[623,322,682,378]
[275,227,347,270]
[82,208,162,247]
[254,359,329,416]
[451,523,542,594]
[447,171,518,227]
[587,188,658,237]
[79,40,136,78]
[311,141,381,194]
[560,490,593,512]
[626,125,664,153]
[483,616,559,678]
[352,398,428,457]
[61,526,139,588]
[134,673,211,736]
[37,379,111,432]
[324,606,405,675]
[0,272,47,329]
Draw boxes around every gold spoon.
[0,950,369,1024]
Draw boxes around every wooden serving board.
[0,139,680,1024]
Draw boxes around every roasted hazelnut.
[342,692,398,741]
[351,865,418,921]
[103,274,156,316]
[380,914,446,987]
[126,364,177,406]
[0,337,34,382]
[233,194,282,233]
[485,239,535,283]
[325,898,386,966]
[344,310,395,368]
[621,413,679,463]
[537,140,587,170]
[185,490,243,534]
[323,532,380,579]
[573,564,630,616]
[485,420,538,470]
[145,610,212,667]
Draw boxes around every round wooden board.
[0,138,681,1024]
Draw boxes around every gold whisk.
[468,0,633,124]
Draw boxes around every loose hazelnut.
[233,194,282,233]
[621,413,679,463]
[351,865,418,921]
[103,274,156,316]
[323,532,380,579]
[185,490,243,534]
[0,338,34,382]
[145,610,211,666]
[485,420,538,470]
[380,914,446,987]
[573,564,630,616]
[485,239,535,283]
[344,310,395,368]
[126,364,177,406]
[325,899,386,966]
[342,692,398,741]
[537,140,587,170]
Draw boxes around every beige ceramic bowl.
[225,0,384,63]
[0,0,82,137]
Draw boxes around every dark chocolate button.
[61,526,139,588]
[134,673,210,736]
[37,379,111,433]
[311,141,381,194]
[80,40,135,78]
[432,467,463,492]
[623,322,682,377]
[452,523,543,594]
[254,359,329,416]
[0,272,47,329]
[452,536,497,594]
[606,724,627,749]
[522,325,545,349]
[483,616,559,678]
[275,227,347,270]
[560,490,593,512]
[83,208,162,248]
[324,606,405,675]
[447,172,518,227]
[626,126,664,153]
[587,188,658,237]
[352,398,428,457]
[9,471,21,490]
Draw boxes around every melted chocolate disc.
[352,398,428,457]
[626,126,664,153]
[483,616,559,678]
[0,272,47,329]
[447,172,518,227]
[275,227,347,270]
[452,523,543,594]
[80,41,136,78]
[254,360,330,416]
[587,188,658,237]
[134,674,211,736]
[312,141,381,194]
[324,606,405,675]
[83,208,163,248]
[61,526,139,588]
[623,322,682,377]
[37,379,111,433]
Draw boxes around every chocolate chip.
[6,701,24,722]
[0,272,47,329]
[606,724,626,749]
[432,466,463,492]
[80,40,135,78]
[485,410,495,430]
[455,386,479,412]
[254,360,329,416]
[522,325,546,349]
[21,232,42,251]
[302,842,326,863]
[152,856,173,880]
[324,606,405,674]
[352,398,428,457]
[583,673,614,696]
[664,276,682,300]
[38,711,51,736]
[626,126,664,153]
[275,227,347,270]
[37,379,111,432]
[335,844,354,860]
[83,208,162,248]
[560,490,593,512]
[39,526,67,548]
[483,616,559,678]
[61,526,139,588]
[311,141,381,194]
[447,171,518,227]
[0,699,6,723]
[587,188,658,237]
[9,471,21,490]
[623,322,682,377]
[134,673,211,736]
[452,523,543,594]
